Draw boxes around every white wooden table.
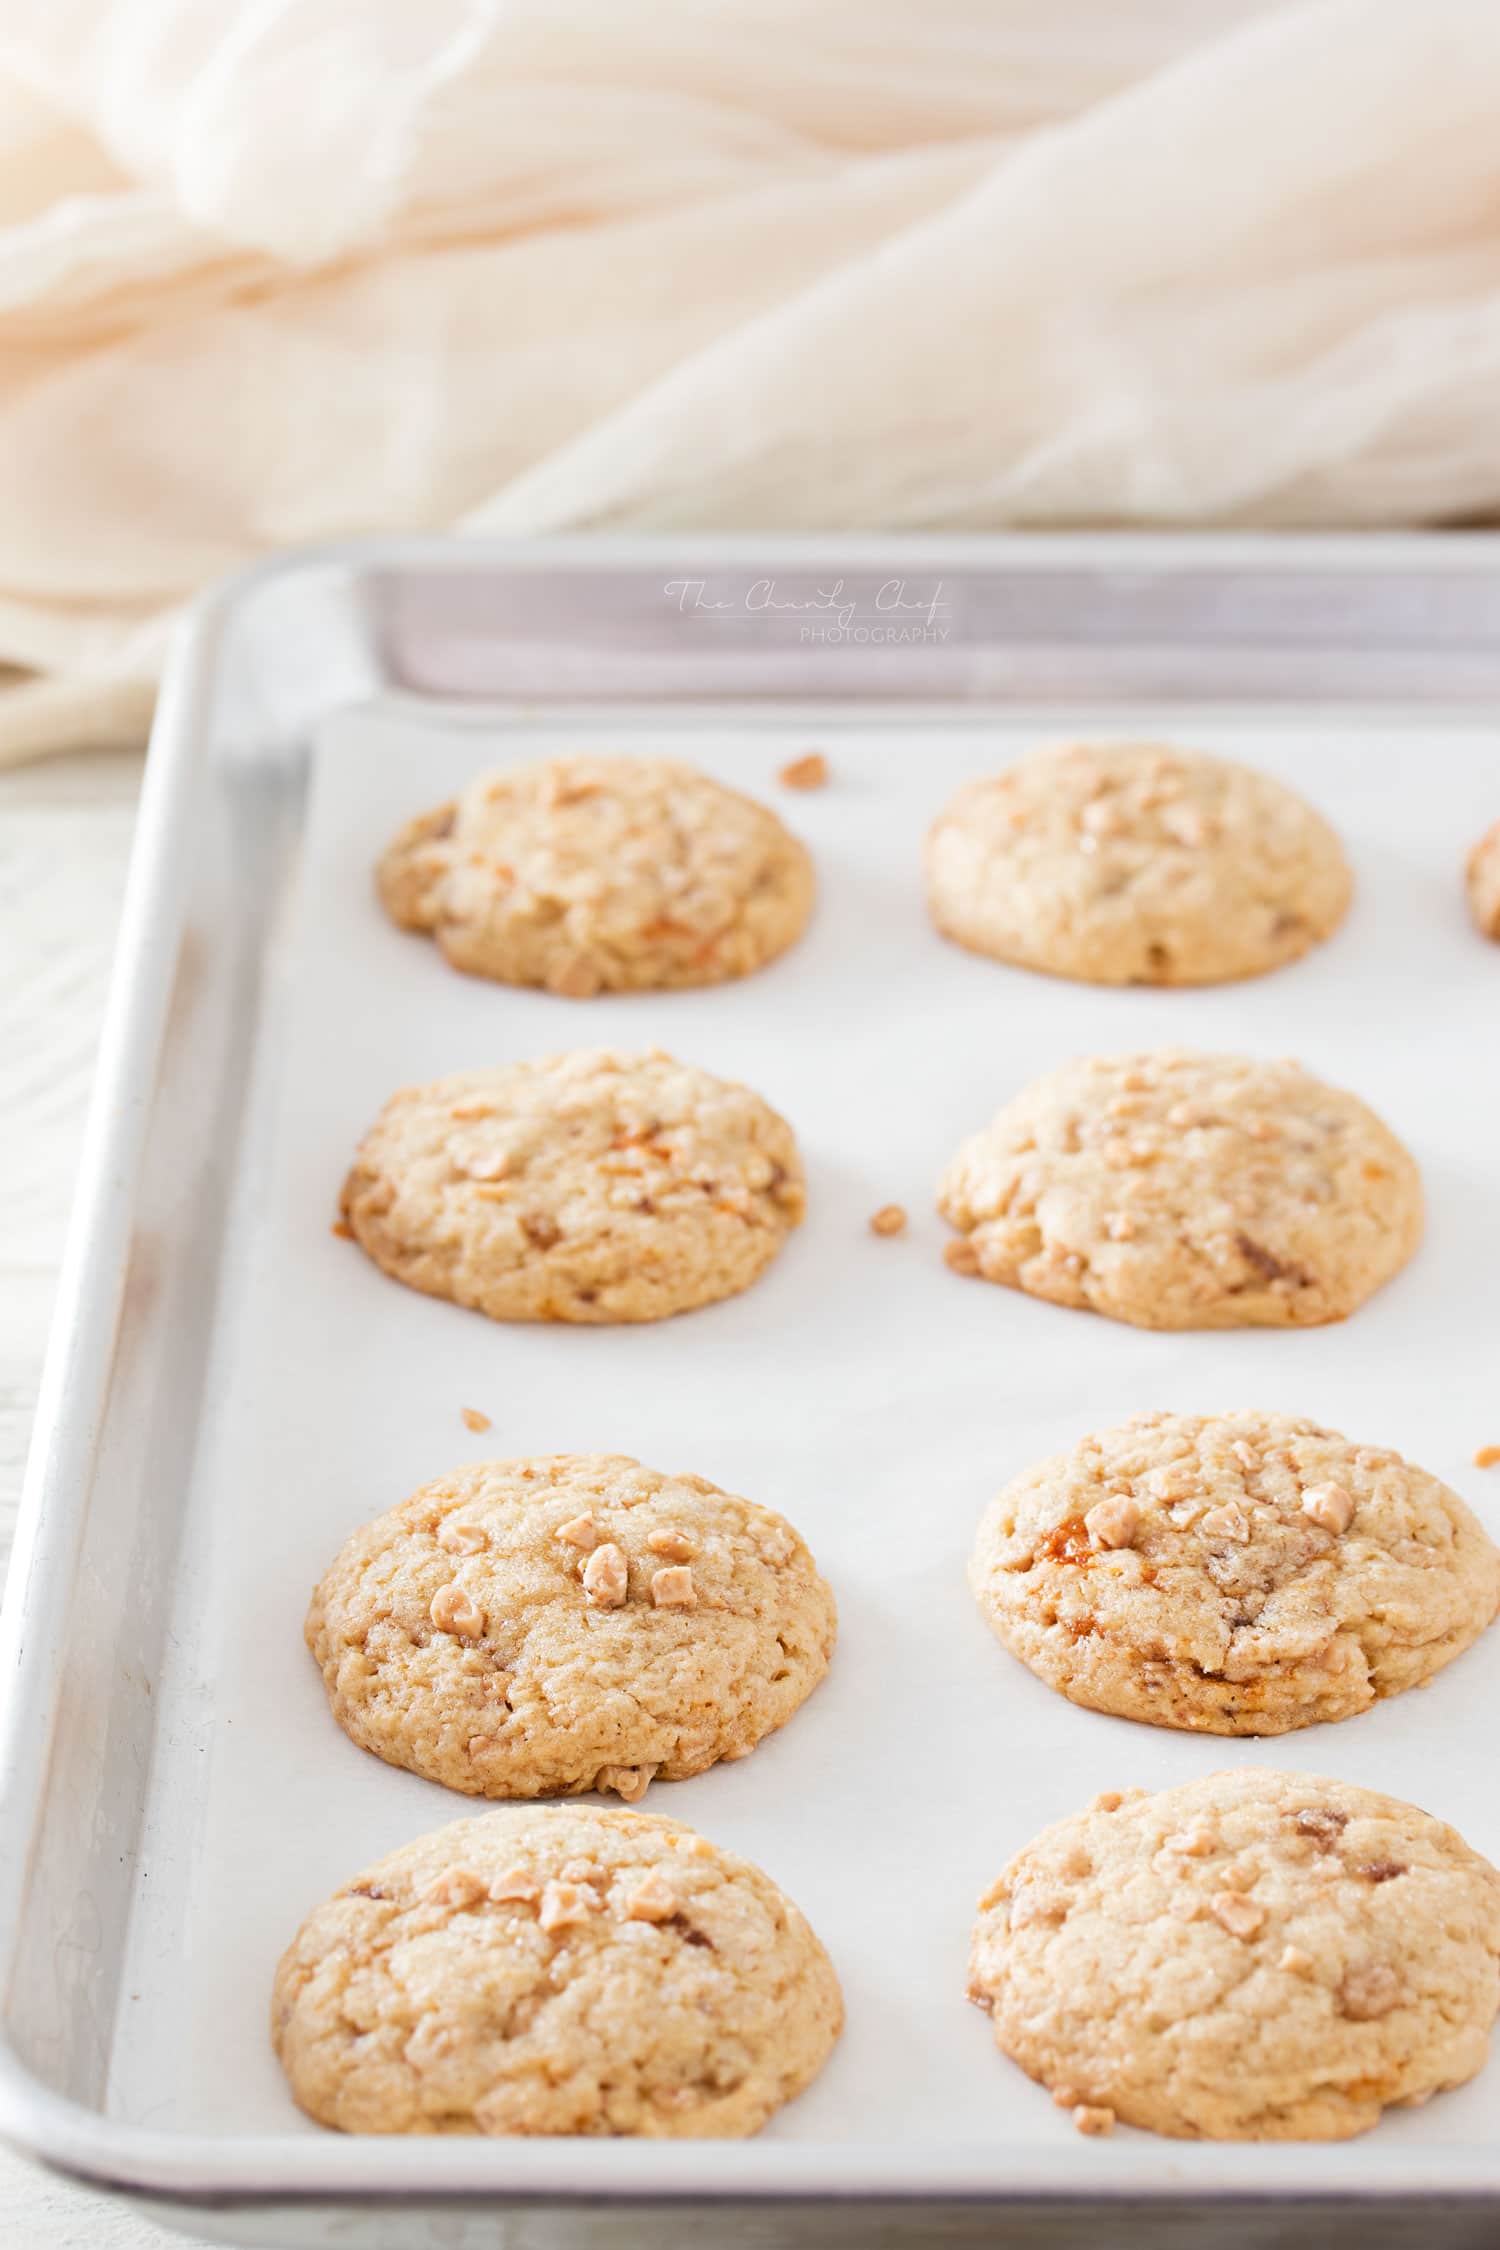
[0,749,218,2247]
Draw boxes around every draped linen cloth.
[2,0,1499,761]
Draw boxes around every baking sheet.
[110,709,1500,2162]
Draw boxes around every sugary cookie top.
[308,1452,836,1800]
[378,754,814,994]
[969,1769,1500,2140]
[971,1411,1500,1732]
[938,1049,1422,1329]
[340,1047,804,1324]
[274,1805,843,2137]
[926,740,1350,986]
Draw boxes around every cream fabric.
[2,0,1499,761]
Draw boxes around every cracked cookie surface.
[970,1412,1500,1733]
[273,1805,843,2136]
[925,740,1350,986]
[340,1047,804,1324]
[377,754,814,995]
[937,1049,1421,1329]
[307,1453,836,1800]
[968,1770,1500,2140]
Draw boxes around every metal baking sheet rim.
[4,531,1500,2221]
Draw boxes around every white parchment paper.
[112,711,1500,2165]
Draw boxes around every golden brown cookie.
[307,1453,836,1801]
[1468,818,1500,940]
[968,1770,1500,2140]
[378,754,813,994]
[926,740,1350,985]
[274,1805,843,2136]
[969,1411,1500,1733]
[340,1047,804,1324]
[937,1049,1422,1329]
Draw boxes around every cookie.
[1468,818,1500,940]
[967,1770,1500,2140]
[970,1411,1500,1734]
[937,1049,1421,1329]
[340,1047,804,1324]
[377,754,814,995]
[307,1453,836,1801]
[925,740,1350,986]
[273,1804,843,2136]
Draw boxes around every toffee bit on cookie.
[650,1565,698,1608]
[600,1764,656,1802]
[646,1529,695,1561]
[1340,1962,1401,2020]
[779,752,829,791]
[1301,1480,1354,1534]
[463,1151,511,1183]
[559,1858,609,1889]
[430,1584,486,1638]
[1210,1891,1265,1940]
[582,1543,629,1607]
[556,1512,599,1552]
[1162,1824,1217,1858]
[1475,1445,1500,1469]
[422,1866,487,1909]
[489,1867,541,1905]
[550,956,601,999]
[1084,1494,1139,1550]
[461,1405,492,1433]
[538,1879,596,1934]
[944,1237,981,1277]
[1293,1807,1348,1847]
[1200,1501,1251,1543]
[622,1868,678,1922]
[1279,1945,1317,1977]
[437,1518,488,1556]
[869,1203,908,1237]
[1072,2104,1116,2137]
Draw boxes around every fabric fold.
[0,0,1497,761]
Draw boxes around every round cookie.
[937,1049,1422,1329]
[925,740,1351,986]
[967,1769,1500,2140]
[307,1453,837,1801]
[377,753,814,995]
[273,1804,843,2136]
[340,1046,804,1324]
[970,1411,1500,1734]
[1468,818,1500,940]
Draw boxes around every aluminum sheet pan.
[3,537,1500,2249]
